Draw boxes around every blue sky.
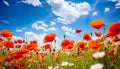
[0,0,120,46]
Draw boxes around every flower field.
[0,20,120,69]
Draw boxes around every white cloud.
[3,0,9,6]
[65,32,75,37]
[91,0,100,11]
[25,31,46,46]
[92,36,98,40]
[12,36,23,41]
[32,23,40,30]
[108,0,120,9]
[32,20,48,32]
[15,27,27,32]
[50,21,56,26]
[104,7,110,12]
[56,17,70,25]
[16,29,23,32]
[47,0,91,24]
[116,2,120,9]
[92,11,98,16]
[61,26,75,37]
[49,27,57,31]
[22,0,42,6]
[32,20,58,32]
[61,26,74,33]
[38,21,48,27]
[1,20,10,24]
[108,0,117,2]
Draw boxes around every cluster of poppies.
[0,19,120,69]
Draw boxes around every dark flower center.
[115,28,120,32]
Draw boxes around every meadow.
[0,20,120,69]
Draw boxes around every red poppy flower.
[14,63,24,69]
[89,40,100,49]
[10,52,22,59]
[108,22,120,37]
[77,41,86,48]
[112,37,120,43]
[14,39,23,44]
[95,32,102,37]
[61,39,74,49]
[82,33,92,41]
[44,44,51,50]
[14,40,18,43]
[30,40,38,44]
[0,38,3,42]
[75,29,82,33]
[15,45,21,48]
[0,30,12,37]
[3,41,14,48]
[4,56,12,61]
[89,19,104,29]
[108,50,115,57]
[43,33,56,43]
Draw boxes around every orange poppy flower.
[34,57,40,60]
[20,44,37,52]
[0,57,4,62]
[30,40,38,44]
[82,33,92,41]
[75,29,82,33]
[19,46,29,54]
[0,30,12,37]
[89,40,100,49]
[44,44,51,50]
[108,22,120,37]
[61,39,74,49]
[43,33,56,43]
[27,44,38,51]
[3,41,14,48]
[95,32,102,37]
[89,19,104,29]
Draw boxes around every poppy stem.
[2,48,4,55]
[103,24,106,34]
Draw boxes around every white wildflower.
[48,66,53,69]
[66,52,70,55]
[68,63,74,66]
[90,63,103,69]
[61,62,69,66]
[93,51,105,58]
[54,66,60,69]
[48,66,59,69]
